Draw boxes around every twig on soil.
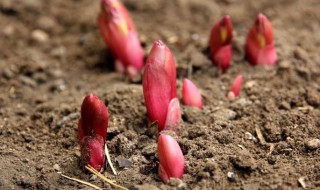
[255,126,266,145]
[59,173,102,190]
[85,165,129,190]
[105,143,118,175]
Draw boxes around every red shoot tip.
[78,94,108,172]
[158,134,185,183]
[210,15,233,71]
[246,13,277,65]
[78,94,109,141]
[98,0,144,79]
[182,79,203,109]
[228,75,243,99]
[143,40,177,131]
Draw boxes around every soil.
[0,0,320,189]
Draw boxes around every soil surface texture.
[0,0,320,189]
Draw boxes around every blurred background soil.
[0,0,319,189]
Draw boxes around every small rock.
[168,178,185,187]
[53,164,60,171]
[278,60,290,70]
[294,47,308,62]
[227,171,234,180]
[245,132,257,142]
[50,46,66,58]
[305,139,320,150]
[2,68,14,79]
[115,156,132,168]
[90,175,97,181]
[234,98,252,107]
[31,29,49,43]
[2,25,14,36]
[230,152,257,172]
[279,101,291,110]
[212,108,236,121]
[49,79,66,92]
[18,76,37,87]
[244,80,257,89]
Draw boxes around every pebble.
[49,79,66,92]
[212,108,236,121]
[227,171,234,180]
[245,132,257,142]
[3,25,14,36]
[278,60,290,70]
[244,80,257,89]
[2,68,14,79]
[230,152,257,171]
[234,98,253,107]
[305,139,320,150]
[115,156,132,168]
[294,47,308,62]
[31,29,49,43]
[53,164,60,171]
[18,76,37,87]
[168,178,185,187]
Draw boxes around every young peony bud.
[98,0,144,79]
[227,75,243,99]
[157,134,184,183]
[164,98,181,132]
[245,13,277,65]
[143,40,177,131]
[209,15,233,71]
[80,135,105,172]
[78,94,108,172]
[78,94,109,142]
[182,79,202,109]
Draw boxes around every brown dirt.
[1,0,320,189]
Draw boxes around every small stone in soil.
[212,108,236,121]
[18,76,37,87]
[230,151,257,172]
[305,139,320,150]
[115,156,132,168]
[31,29,49,43]
[53,164,60,171]
[227,171,234,180]
[168,178,185,187]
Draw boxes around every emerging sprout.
[209,15,233,72]
[142,40,180,131]
[245,13,277,65]
[78,94,108,172]
[98,0,144,79]
[227,75,243,99]
[158,134,185,183]
[182,79,202,109]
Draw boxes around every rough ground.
[0,0,319,189]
